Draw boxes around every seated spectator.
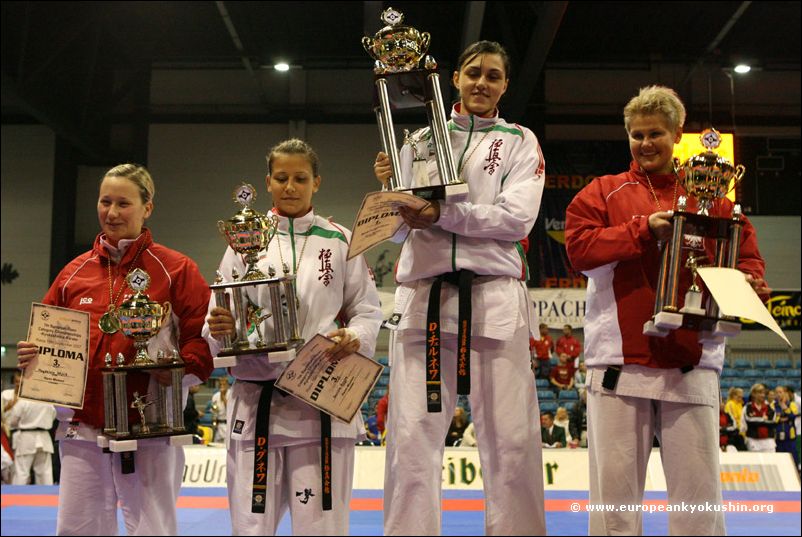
[554,407,577,448]
[569,389,588,448]
[744,383,777,452]
[574,361,587,398]
[773,385,799,470]
[446,407,469,446]
[540,411,566,449]
[461,421,478,448]
[549,353,575,396]
[724,387,747,450]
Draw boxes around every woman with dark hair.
[374,40,547,535]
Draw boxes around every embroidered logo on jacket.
[483,139,504,175]
[318,249,334,286]
[79,297,93,305]
[233,420,245,434]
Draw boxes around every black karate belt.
[241,380,333,513]
[426,270,474,413]
[320,412,332,511]
[120,452,135,474]
[13,427,50,433]
[243,379,277,514]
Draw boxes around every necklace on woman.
[99,239,148,334]
[458,129,493,179]
[642,167,680,212]
[276,226,311,276]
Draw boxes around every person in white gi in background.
[210,375,230,443]
[2,371,57,484]
[205,138,382,536]
[373,40,547,536]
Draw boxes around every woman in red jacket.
[17,163,213,535]
[565,86,769,535]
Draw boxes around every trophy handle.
[420,32,431,56]
[727,164,747,195]
[162,301,172,325]
[217,220,228,236]
[362,36,376,58]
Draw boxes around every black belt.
[216,419,227,423]
[426,270,474,413]
[12,427,49,433]
[242,380,332,513]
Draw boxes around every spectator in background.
[183,384,203,444]
[554,406,576,448]
[540,411,565,448]
[724,387,747,449]
[209,376,229,443]
[533,323,554,380]
[461,421,478,448]
[375,387,389,435]
[574,361,587,398]
[550,353,575,397]
[556,324,582,367]
[446,407,469,446]
[363,415,382,446]
[3,372,57,485]
[744,383,777,452]
[569,389,588,448]
[790,386,802,471]
[773,385,799,470]
[720,396,744,452]
[767,388,776,407]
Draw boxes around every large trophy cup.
[644,129,747,342]
[363,7,468,202]
[99,268,190,454]
[211,183,304,368]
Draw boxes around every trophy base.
[654,311,684,330]
[398,182,469,203]
[214,342,302,368]
[98,430,194,452]
[712,320,741,338]
[643,320,670,337]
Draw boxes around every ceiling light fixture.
[274,62,290,72]
[733,64,751,74]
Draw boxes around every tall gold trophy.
[99,269,190,453]
[362,7,468,202]
[644,129,747,341]
[210,183,304,368]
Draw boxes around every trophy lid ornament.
[362,7,431,74]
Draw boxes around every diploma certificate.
[275,334,383,423]
[347,190,429,260]
[19,303,90,408]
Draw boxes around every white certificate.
[275,334,384,423]
[697,267,791,346]
[19,303,90,408]
[347,190,429,260]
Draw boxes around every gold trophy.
[99,269,189,452]
[210,183,304,368]
[362,7,468,202]
[644,128,747,341]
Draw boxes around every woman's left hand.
[745,274,771,297]
[399,202,440,230]
[325,328,360,362]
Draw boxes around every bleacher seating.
[538,390,556,400]
[733,358,751,369]
[754,358,773,369]
[775,358,793,369]
[535,379,550,389]
[540,401,558,414]
[559,389,578,400]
